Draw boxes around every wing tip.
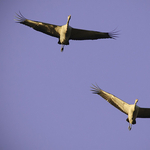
[15,11,26,23]
[109,28,119,39]
[91,83,101,94]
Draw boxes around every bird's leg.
[128,126,131,130]
[61,45,64,52]
[128,123,132,131]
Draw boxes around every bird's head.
[68,15,71,20]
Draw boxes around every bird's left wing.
[70,28,117,40]
[137,107,150,118]
[15,12,61,38]
[91,84,130,115]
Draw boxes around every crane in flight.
[15,12,118,52]
[91,84,150,130]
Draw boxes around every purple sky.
[1,1,150,149]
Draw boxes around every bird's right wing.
[15,12,61,38]
[91,84,130,115]
[137,107,150,118]
[70,28,118,40]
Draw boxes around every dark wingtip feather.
[109,28,119,39]
[14,11,26,23]
[91,84,101,94]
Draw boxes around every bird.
[91,84,150,130]
[15,12,118,52]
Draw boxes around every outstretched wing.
[70,28,118,40]
[15,12,61,38]
[91,84,130,115]
[137,107,150,118]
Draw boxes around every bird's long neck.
[133,99,139,114]
[67,16,71,26]
[133,101,137,110]
[67,20,70,26]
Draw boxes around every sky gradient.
[1,1,150,150]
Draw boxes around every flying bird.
[15,12,118,52]
[91,84,150,130]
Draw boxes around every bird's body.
[15,12,117,51]
[58,16,72,51]
[91,84,150,130]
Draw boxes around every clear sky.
[1,0,150,150]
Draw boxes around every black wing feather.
[70,28,118,40]
[137,107,150,118]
